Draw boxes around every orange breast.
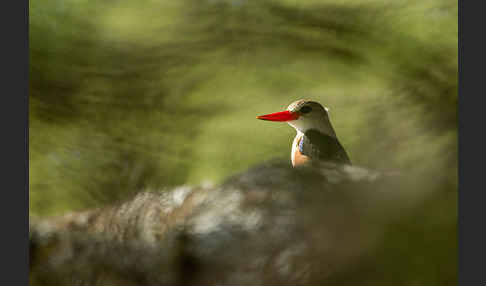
[292,137,310,167]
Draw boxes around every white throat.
[287,116,337,138]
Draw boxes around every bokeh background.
[29,0,457,228]
[30,1,457,284]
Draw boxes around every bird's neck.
[288,117,337,138]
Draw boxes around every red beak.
[256,110,299,122]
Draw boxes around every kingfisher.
[257,99,351,167]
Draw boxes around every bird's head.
[257,99,336,137]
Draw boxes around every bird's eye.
[300,106,312,114]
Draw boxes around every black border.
[1,0,29,284]
[458,0,484,285]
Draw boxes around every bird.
[257,99,351,167]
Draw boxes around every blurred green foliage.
[30,0,457,222]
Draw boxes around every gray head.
[286,99,336,137]
[257,99,337,137]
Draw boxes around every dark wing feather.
[300,129,351,165]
